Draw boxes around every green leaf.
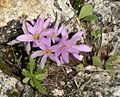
[29,58,35,74]
[37,84,47,94]
[30,79,35,87]
[106,65,115,75]
[22,69,30,77]
[91,31,97,38]
[28,91,34,97]
[84,15,98,21]
[107,55,118,63]
[35,74,45,81]
[79,4,93,19]
[22,78,30,83]
[92,56,102,67]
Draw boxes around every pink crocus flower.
[54,31,92,64]
[31,38,60,69]
[16,16,52,48]
[49,22,68,43]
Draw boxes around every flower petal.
[49,54,61,66]
[35,17,44,33]
[54,22,59,32]
[65,47,79,54]
[52,37,60,44]
[71,31,84,42]
[62,51,69,63]
[41,28,53,36]
[51,45,59,52]
[40,55,47,69]
[32,42,38,47]
[58,24,68,38]
[26,22,35,34]
[74,44,92,52]
[61,28,68,38]
[57,24,64,34]
[60,56,64,64]
[22,20,29,34]
[44,17,51,28]
[16,34,33,42]
[73,54,83,61]
[35,42,46,50]
[31,50,44,58]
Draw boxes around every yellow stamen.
[33,33,41,40]
[51,33,57,38]
[45,48,51,55]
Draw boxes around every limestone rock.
[85,0,120,54]
[0,70,23,97]
[0,0,74,27]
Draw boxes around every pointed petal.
[60,56,64,64]
[65,47,79,54]
[37,37,51,48]
[51,45,59,52]
[32,42,38,47]
[31,50,44,58]
[40,55,47,69]
[41,28,53,36]
[58,24,68,38]
[35,42,46,50]
[54,22,59,32]
[74,44,92,52]
[16,34,33,42]
[26,22,35,34]
[44,17,51,28]
[22,20,29,34]
[61,28,68,38]
[30,20,35,25]
[35,17,44,33]
[73,54,83,61]
[57,24,64,34]
[71,31,84,42]
[49,54,61,66]
[62,51,69,63]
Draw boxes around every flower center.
[60,44,66,51]
[33,33,41,40]
[45,48,51,55]
[51,33,57,38]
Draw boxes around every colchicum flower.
[49,22,68,43]
[15,16,92,69]
[16,16,52,48]
[53,31,92,64]
[31,38,60,69]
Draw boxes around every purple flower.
[49,22,68,43]
[22,20,31,53]
[54,31,92,64]
[31,38,60,69]
[16,16,52,47]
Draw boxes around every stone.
[0,70,23,97]
[0,0,74,27]
[85,0,120,54]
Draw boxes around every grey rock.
[0,70,23,97]
[85,0,120,54]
